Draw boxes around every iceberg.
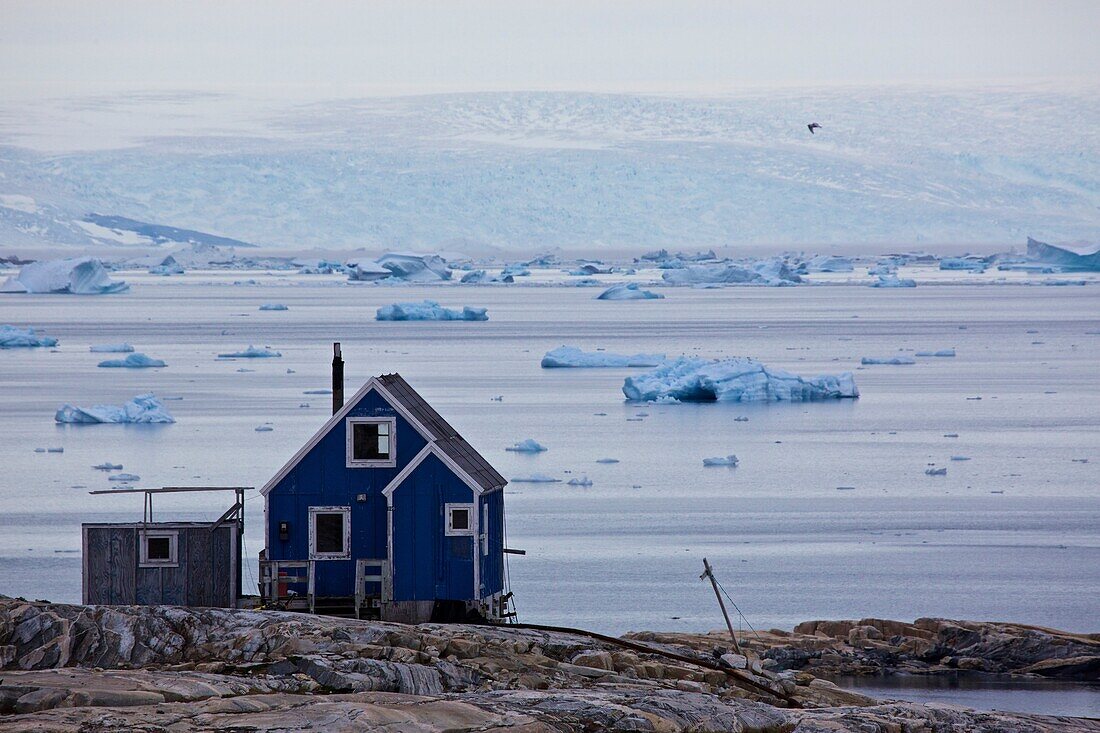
[0,257,127,294]
[92,462,123,470]
[505,439,547,453]
[0,325,58,348]
[861,356,916,365]
[90,344,134,353]
[1026,237,1100,271]
[802,254,854,273]
[595,458,620,464]
[460,269,514,284]
[501,264,531,277]
[916,348,956,357]
[566,476,593,486]
[570,263,611,276]
[623,356,858,403]
[375,252,452,282]
[218,345,282,358]
[108,473,141,482]
[376,300,488,321]
[925,467,947,476]
[662,259,801,286]
[55,393,176,424]
[259,303,289,311]
[541,346,665,369]
[939,257,987,272]
[596,283,664,301]
[255,425,274,432]
[148,256,185,276]
[869,273,916,288]
[347,259,392,281]
[97,353,167,368]
[703,455,739,467]
[511,473,562,483]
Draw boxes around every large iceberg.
[97,353,167,368]
[376,300,488,321]
[596,283,664,300]
[622,356,858,403]
[0,257,128,294]
[1026,237,1100,271]
[662,259,801,286]
[218,345,282,358]
[55,393,176,424]
[0,325,58,348]
[541,346,665,368]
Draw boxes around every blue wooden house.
[260,346,512,623]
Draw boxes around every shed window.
[347,418,396,467]
[309,506,351,559]
[138,530,178,567]
[445,503,474,536]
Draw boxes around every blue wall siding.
[266,389,427,597]
[479,489,505,598]
[391,453,476,602]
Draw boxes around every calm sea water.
[1,272,1097,644]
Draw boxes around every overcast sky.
[1,0,1098,99]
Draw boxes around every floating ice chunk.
[595,458,619,464]
[596,283,664,300]
[0,325,58,348]
[461,269,513,284]
[108,473,141,482]
[90,343,134,353]
[347,259,392,281]
[148,257,185,276]
[663,261,800,286]
[259,303,289,311]
[802,254,854,273]
[35,447,63,453]
[703,455,739,467]
[97,353,166,368]
[506,439,547,453]
[510,473,561,483]
[623,356,858,403]
[55,393,176,424]
[376,300,488,321]
[255,425,274,432]
[925,467,947,476]
[1026,237,1100,271]
[915,348,956,357]
[92,462,123,470]
[218,345,282,358]
[860,356,916,365]
[939,257,986,272]
[304,389,332,395]
[374,252,452,282]
[567,476,593,486]
[501,264,531,277]
[869,273,917,288]
[733,416,749,422]
[950,456,971,461]
[836,486,856,491]
[0,257,127,294]
[490,395,503,401]
[541,346,665,368]
[944,433,959,438]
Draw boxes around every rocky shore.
[1,598,1097,732]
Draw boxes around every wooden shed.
[82,487,245,608]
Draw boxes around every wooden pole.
[701,557,741,654]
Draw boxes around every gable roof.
[260,373,505,496]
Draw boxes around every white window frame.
[445,503,475,537]
[309,506,351,560]
[346,417,397,468]
[138,529,179,568]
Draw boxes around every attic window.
[347,417,396,468]
[139,530,178,567]
[446,503,474,537]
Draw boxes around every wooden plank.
[135,567,160,605]
[211,526,232,607]
[186,527,213,607]
[85,528,112,604]
[109,528,137,604]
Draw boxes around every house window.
[139,530,178,567]
[309,506,350,559]
[445,503,474,537]
[346,417,396,468]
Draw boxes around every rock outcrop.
[1,599,1097,732]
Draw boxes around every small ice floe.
[255,425,274,432]
[703,455,739,467]
[596,283,664,300]
[916,349,956,357]
[376,300,488,321]
[1071,458,1089,463]
[861,356,916,365]
[490,395,503,401]
[92,462,123,471]
[108,473,140,482]
[596,458,619,464]
[966,396,982,401]
[33,448,46,453]
[218,345,282,358]
[506,439,547,453]
[623,356,858,403]
[567,476,593,486]
[734,416,749,422]
[286,368,296,374]
[47,447,64,453]
[510,474,562,483]
[950,456,971,461]
[990,490,1005,494]
[869,273,916,288]
[236,368,255,373]
[55,393,175,424]
[541,345,665,368]
[460,269,513,284]
[97,353,166,368]
[304,389,332,396]
[944,433,959,438]
[259,304,289,311]
[0,325,59,348]
[635,411,649,417]
[836,486,856,491]
[925,467,947,476]
[0,257,127,294]
[89,343,134,353]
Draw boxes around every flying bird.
[807,123,822,134]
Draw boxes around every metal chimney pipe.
[332,342,344,414]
